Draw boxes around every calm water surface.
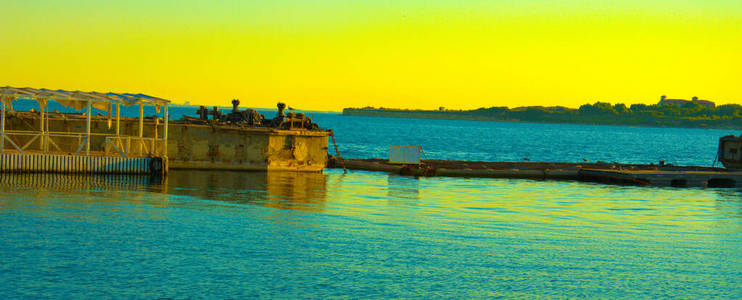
[1,169,741,298]
[1,108,742,297]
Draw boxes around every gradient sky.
[1,0,740,111]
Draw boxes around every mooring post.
[86,99,91,155]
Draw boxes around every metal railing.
[104,136,166,158]
[0,130,166,158]
[1,130,86,154]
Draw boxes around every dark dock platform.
[579,168,742,188]
[329,157,742,188]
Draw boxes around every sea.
[1,103,741,298]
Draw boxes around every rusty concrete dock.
[329,157,742,188]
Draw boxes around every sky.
[1,0,741,111]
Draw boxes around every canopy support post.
[86,99,91,156]
[164,103,168,158]
[39,98,45,152]
[138,103,143,155]
[1,95,5,154]
[115,103,120,136]
[44,99,50,153]
[106,103,112,129]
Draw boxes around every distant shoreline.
[342,102,742,130]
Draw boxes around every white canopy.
[0,86,170,111]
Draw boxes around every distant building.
[658,95,715,108]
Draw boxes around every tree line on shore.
[342,101,742,129]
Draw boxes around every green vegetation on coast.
[343,101,742,129]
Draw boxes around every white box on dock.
[389,145,423,164]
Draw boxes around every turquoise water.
[1,108,742,297]
[1,170,741,298]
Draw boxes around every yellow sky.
[1,0,740,111]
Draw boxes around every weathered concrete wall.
[167,124,328,171]
[4,112,329,171]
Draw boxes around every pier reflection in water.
[0,173,164,192]
[0,173,170,222]
[165,170,327,211]
[387,174,419,203]
[0,170,328,212]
